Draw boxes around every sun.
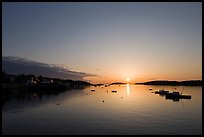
[126,78,130,82]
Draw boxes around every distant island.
[110,82,126,85]
[135,80,202,86]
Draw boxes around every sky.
[2,2,202,84]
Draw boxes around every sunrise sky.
[2,2,202,84]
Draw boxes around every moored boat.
[154,89,169,95]
[165,92,191,99]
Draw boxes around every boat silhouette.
[154,89,169,95]
[154,89,191,101]
[111,90,117,93]
[165,92,191,100]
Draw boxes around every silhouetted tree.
[2,71,12,83]
[15,74,27,84]
[38,75,43,83]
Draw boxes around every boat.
[111,90,117,93]
[91,89,95,91]
[153,89,191,101]
[165,92,191,100]
[154,89,169,95]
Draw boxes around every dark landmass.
[2,71,92,93]
[110,82,126,85]
[92,83,104,87]
[135,80,202,86]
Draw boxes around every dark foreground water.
[2,84,202,135]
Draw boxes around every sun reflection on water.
[127,84,130,96]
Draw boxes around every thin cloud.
[95,68,101,71]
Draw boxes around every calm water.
[2,84,202,135]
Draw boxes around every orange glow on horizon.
[84,73,202,84]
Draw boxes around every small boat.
[111,90,117,93]
[154,89,169,95]
[91,89,95,91]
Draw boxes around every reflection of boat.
[111,90,117,93]
[154,89,169,95]
[165,92,191,100]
